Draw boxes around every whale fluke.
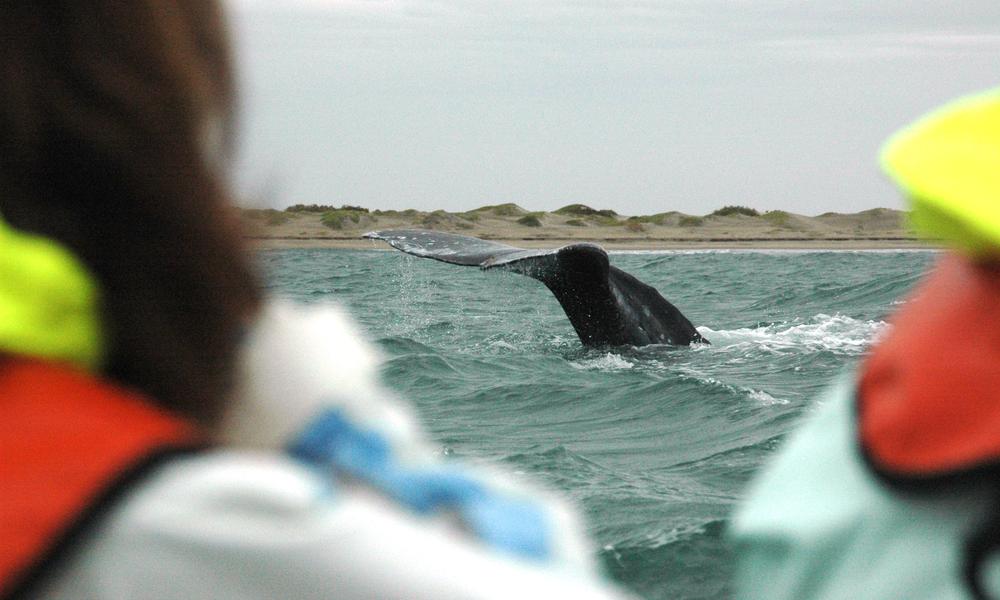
[364,229,707,347]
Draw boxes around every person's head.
[0,1,260,427]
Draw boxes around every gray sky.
[226,0,1000,216]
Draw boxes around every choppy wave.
[681,375,790,406]
[601,519,732,600]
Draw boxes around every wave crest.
[570,353,636,371]
[697,313,888,355]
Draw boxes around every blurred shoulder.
[36,450,627,600]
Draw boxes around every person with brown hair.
[0,1,259,426]
[0,3,627,598]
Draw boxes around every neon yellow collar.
[881,87,1000,256]
[0,216,104,371]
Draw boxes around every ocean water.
[259,247,936,599]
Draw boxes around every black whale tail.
[364,229,707,347]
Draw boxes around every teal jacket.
[730,373,999,599]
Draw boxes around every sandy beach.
[242,205,934,251]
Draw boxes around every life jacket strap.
[0,358,201,599]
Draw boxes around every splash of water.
[697,313,888,356]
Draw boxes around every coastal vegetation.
[288,203,370,214]
[710,205,759,217]
[320,208,374,230]
[554,204,618,218]
[516,214,543,227]
[474,203,526,216]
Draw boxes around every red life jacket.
[859,253,1000,480]
[0,358,201,599]
[857,253,1000,598]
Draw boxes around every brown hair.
[0,1,261,427]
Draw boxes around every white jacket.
[30,301,628,600]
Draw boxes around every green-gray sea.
[260,248,935,599]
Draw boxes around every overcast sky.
[225,0,1000,216]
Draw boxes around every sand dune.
[241,204,932,250]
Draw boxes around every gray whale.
[364,229,707,347]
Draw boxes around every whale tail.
[364,229,706,347]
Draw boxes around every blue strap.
[288,408,551,560]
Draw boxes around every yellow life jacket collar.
[0,216,104,371]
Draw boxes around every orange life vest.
[858,253,1000,480]
[0,358,201,599]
